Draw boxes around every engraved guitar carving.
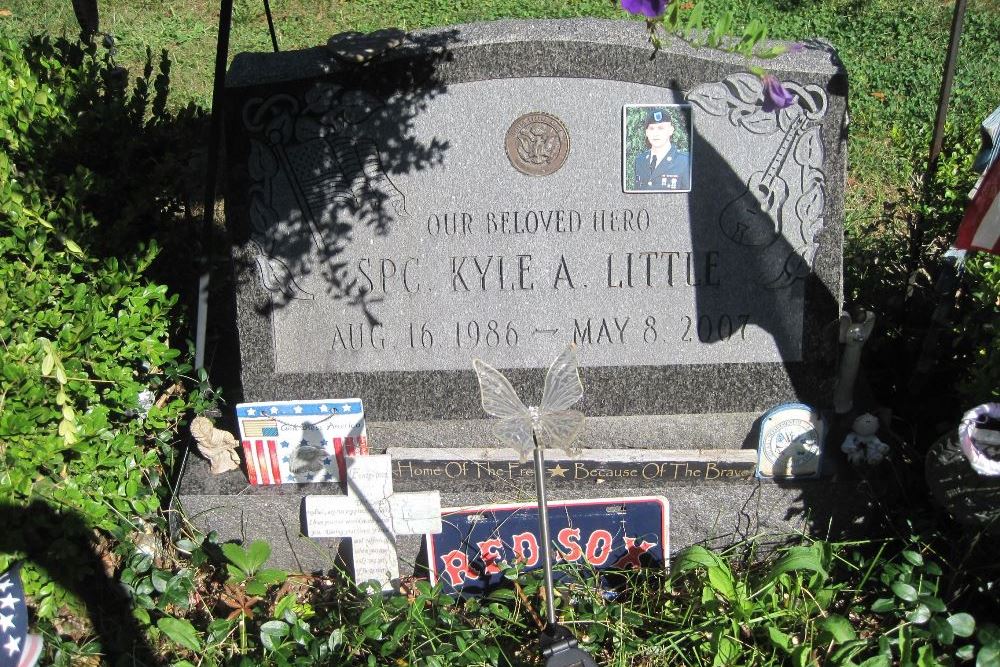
[718,111,809,248]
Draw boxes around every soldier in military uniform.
[632,108,691,191]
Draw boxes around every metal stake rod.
[532,432,557,626]
[194,0,234,372]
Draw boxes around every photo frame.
[622,103,693,193]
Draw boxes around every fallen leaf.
[0,9,12,17]
[871,91,887,101]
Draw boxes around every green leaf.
[980,625,1000,645]
[246,540,271,572]
[907,604,931,624]
[260,620,289,651]
[892,581,918,602]
[955,644,975,660]
[930,616,955,645]
[708,565,737,602]
[949,613,976,637]
[920,595,947,613]
[156,617,202,652]
[872,597,896,613]
[221,543,251,575]
[63,238,83,255]
[358,606,382,627]
[768,626,792,653]
[819,614,857,643]
[674,545,727,573]
[978,643,1000,667]
[41,352,54,375]
[902,550,924,566]
[916,644,937,667]
[768,545,829,582]
[860,655,891,667]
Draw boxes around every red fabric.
[955,160,1000,254]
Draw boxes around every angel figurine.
[472,343,585,462]
[190,416,241,474]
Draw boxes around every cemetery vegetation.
[1,1,999,665]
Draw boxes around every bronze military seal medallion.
[505,112,570,176]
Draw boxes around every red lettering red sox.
[439,528,656,587]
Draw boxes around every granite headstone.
[174,19,878,572]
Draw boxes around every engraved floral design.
[687,74,829,288]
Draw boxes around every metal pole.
[195,0,234,371]
[927,0,968,180]
[533,433,557,626]
[263,0,280,52]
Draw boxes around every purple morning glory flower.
[621,0,668,18]
[761,74,796,112]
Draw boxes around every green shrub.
[0,35,208,621]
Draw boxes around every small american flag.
[955,160,1000,255]
[242,418,279,438]
[0,564,42,667]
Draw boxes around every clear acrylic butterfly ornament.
[473,344,585,462]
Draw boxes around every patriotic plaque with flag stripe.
[236,399,367,485]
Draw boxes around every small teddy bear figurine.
[190,415,241,474]
[841,413,889,465]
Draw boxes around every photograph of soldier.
[622,104,692,193]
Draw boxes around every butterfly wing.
[535,409,585,455]
[493,416,536,463]
[473,358,534,459]
[538,345,585,453]
[540,344,583,412]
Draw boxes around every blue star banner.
[0,564,42,667]
[427,497,668,595]
[236,399,367,486]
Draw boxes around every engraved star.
[0,613,13,632]
[293,405,303,414]
[269,406,279,414]
[4,634,19,656]
[281,456,290,463]
[299,439,309,447]
[342,404,352,412]
[246,408,256,416]
[279,440,290,449]
[0,579,11,593]
[0,593,18,610]
[548,463,569,478]
[322,457,333,466]
[319,404,329,413]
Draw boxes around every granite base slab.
[172,444,881,573]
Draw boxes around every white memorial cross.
[304,454,442,592]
